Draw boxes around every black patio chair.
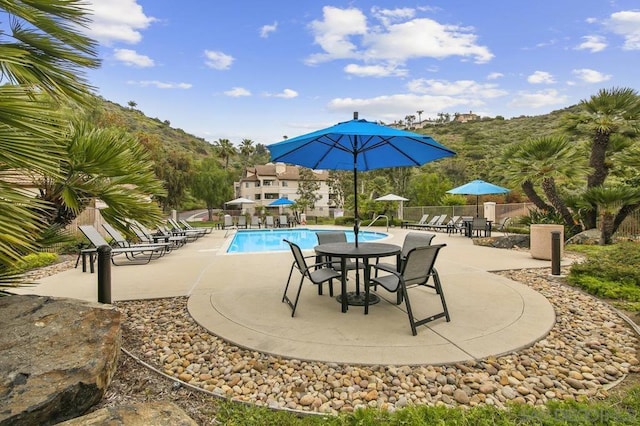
[368,244,450,335]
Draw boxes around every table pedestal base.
[337,292,380,306]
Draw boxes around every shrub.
[12,252,59,273]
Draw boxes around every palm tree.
[239,138,255,171]
[128,100,137,109]
[36,117,166,230]
[416,110,423,127]
[565,87,640,228]
[579,186,640,245]
[0,0,99,290]
[215,138,237,169]
[503,135,588,232]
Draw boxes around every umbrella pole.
[353,154,359,247]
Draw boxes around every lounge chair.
[168,218,206,239]
[79,225,166,266]
[250,216,261,228]
[278,215,289,228]
[281,239,342,317]
[369,244,450,335]
[222,215,235,230]
[264,216,275,228]
[425,215,448,231]
[102,223,171,254]
[131,220,187,248]
[180,219,213,234]
[402,214,429,229]
[237,216,248,229]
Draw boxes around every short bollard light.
[551,231,561,276]
[97,244,112,303]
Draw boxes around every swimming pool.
[226,228,388,253]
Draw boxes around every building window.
[282,181,288,187]
[255,194,261,200]
[255,181,261,187]
[265,193,278,200]
[263,180,274,186]
[245,182,249,188]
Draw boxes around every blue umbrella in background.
[447,179,510,217]
[268,113,456,246]
[268,198,296,207]
[269,197,296,215]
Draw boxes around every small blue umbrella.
[447,179,510,217]
[268,198,296,206]
[268,115,455,245]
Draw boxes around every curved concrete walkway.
[14,226,568,366]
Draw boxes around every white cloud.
[527,71,555,84]
[606,10,640,50]
[407,79,507,98]
[306,7,368,65]
[572,68,612,83]
[224,87,251,97]
[487,72,504,80]
[576,35,607,52]
[264,89,299,98]
[113,49,154,67]
[260,22,278,38]
[344,63,407,77]
[128,80,192,89]
[204,50,235,70]
[83,0,155,45]
[508,89,568,109]
[305,6,493,67]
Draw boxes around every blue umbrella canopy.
[447,179,510,216]
[268,117,455,245]
[269,198,296,206]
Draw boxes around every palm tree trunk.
[541,177,578,232]
[600,212,615,245]
[522,180,552,211]
[585,130,610,229]
[613,203,640,235]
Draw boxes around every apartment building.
[235,162,333,217]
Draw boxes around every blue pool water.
[226,228,388,253]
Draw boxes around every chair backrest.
[131,224,151,241]
[238,216,247,225]
[472,217,487,230]
[224,216,233,226]
[316,231,347,245]
[426,215,440,225]
[434,215,448,226]
[417,214,429,224]
[448,216,461,225]
[180,219,194,229]
[79,225,111,248]
[102,223,129,247]
[497,217,511,230]
[167,218,183,230]
[401,232,435,258]
[402,244,445,286]
[265,216,274,226]
[251,216,260,225]
[279,215,288,225]
[283,239,308,273]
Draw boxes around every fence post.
[551,231,561,276]
[97,245,112,303]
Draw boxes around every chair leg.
[282,263,296,302]
[400,282,418,336]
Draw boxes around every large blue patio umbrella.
[447,179,510,217]
[268,198,296,206]
[268,114,456,246]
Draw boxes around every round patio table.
[314,242,401,313]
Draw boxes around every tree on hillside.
[565,87,640,229]
[191,158,233,221]
[0,0,99,289]
[503,135,588,233]
[128,100,137,109]
[154,151,193,211]
[215,138,237,169]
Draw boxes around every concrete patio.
[11,226,570,366]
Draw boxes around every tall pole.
[353,152,359,247]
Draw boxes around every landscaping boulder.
[0,295,121,425]
[472,235,530,249]
[58,402,197,425]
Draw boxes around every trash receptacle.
[530,224,564,260]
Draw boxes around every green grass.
[567,242,640,310]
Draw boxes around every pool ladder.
[365,214,389,231]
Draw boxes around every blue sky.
[82,1,639,146]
